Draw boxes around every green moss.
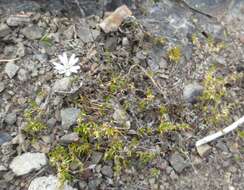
[167,46,181,63]
[150,168,160,178]
[199,67,229,125]
[23,100,46,135]
[108,75,127,94]
[137,151,157,165]
[238,130,244,138]
[157,122,189,134]
[49,145,83,185]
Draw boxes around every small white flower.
[52,52,80,76]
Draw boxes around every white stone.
[10,152,47,176]
[5,62,19,78]
[28,175,77,190]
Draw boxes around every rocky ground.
[0,0,244,190]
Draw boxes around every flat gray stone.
[0,82,5,93]
[21,25,44,40]
[10,152,47,176]
[60,108,80,129]
[0,23,11,37]
[169,153,189,173]
[0,133,12,145]
[17,68,28,81]
[5,112,17,125]
[5,62,19,79]
[60,132,79,144]
[53,77,72,92]
[183,83,204,104]
[28,175,77,190]
[101,165,113,178]
[7,15,31,27]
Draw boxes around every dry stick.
[0,58,20,62]
[196,115,244,147]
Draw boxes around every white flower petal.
[59,52,68,65]
[53,52,80,76]
[69,55,79,66]
[69,54,76,63]
[69,66,80,73]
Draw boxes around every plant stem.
[196,115,244,147]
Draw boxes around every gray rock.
[35,95,44,105]
[21,25,44,40]
[0,165,7,171]
[16,43,26,58]
[76,19,100,43]
[53,77,72,92]
[101,165,113,178]
[196,144,212,157]
[113,106,130,127]
[28,175,77,190]
[3,171,15,182]
[10,152,47,176]
[5,62,19,79]
[0,23,11,37]
[60,132,79,144]
[0,82,5,93]
[33,53,48,63]
[60,108,80,129]
[79,181,88,189]
[170,170,178,180]
[216,142,229,152]
[0,133,12,145]
[5,112,17,125]
[91,152,103,164]
[169,153,188,173]
[183,83,204,103]
[7,15,31,27]
[47,118,56,127]
[17,68,28,82]
[88,178,102,190]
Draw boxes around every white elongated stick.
[196,115,244,147]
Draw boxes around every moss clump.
[199,67,229,126]
[23,100,46,135]
[167,46,181,63]
[49,145,84,185]
[238,130,244,138]
[157,122,189,134]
